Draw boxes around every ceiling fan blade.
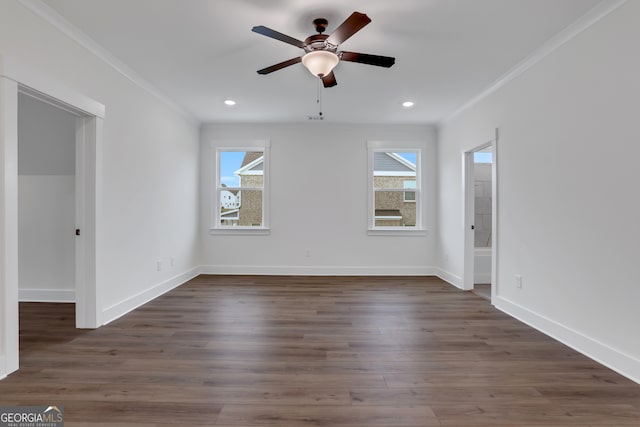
[326,12,371,46]
[340,51,395,68]
[322,71,337,88]
[257,57,302,75]
[252,25,306,49]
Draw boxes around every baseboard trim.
[19,289,75,303]
[199,265,436,276]
[101,267,200,325]
[495,296,640,385]
[434,268,463,289]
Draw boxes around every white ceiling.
[41,0,603,124]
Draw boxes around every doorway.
[472,148,492,300]
[462,132,498,301]
[1,60,104,378]
[18,93,77,304]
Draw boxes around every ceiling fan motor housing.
[304,33,337,53]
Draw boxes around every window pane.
[219,189,262,227]
[373,152,416,189]
[404,190,416,202]
[219,151,264,189]
[403,180,416,202]
[374,190,416,227]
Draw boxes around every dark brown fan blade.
[257,57,302,75]
[322,71,337,88]
[252,26,306,49]
[326,12,371,46]
[340,51,395,68]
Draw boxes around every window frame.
[210,141,270,235]
[367,141,426,235]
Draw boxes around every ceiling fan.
[252,12,395,88]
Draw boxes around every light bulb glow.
[224,99,236,106]
[402,101,415,108]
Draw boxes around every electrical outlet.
[305,248,311,258]
[515,274,523,289]
[157,260,162,272]
[170,257,175,267]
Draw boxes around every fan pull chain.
[317,78,323,119]
[308,78,324,120]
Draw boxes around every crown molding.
[17,0,199,126]
[444,0,628,123]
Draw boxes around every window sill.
[367,228,428,237]
[209,227,271,236]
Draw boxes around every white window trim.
[374,171,416,177]
[210,140,271,235]
[367,141,426,235]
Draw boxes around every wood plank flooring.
[1,275,639,426]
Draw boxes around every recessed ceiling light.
[224,99,236,106]
[402,101,415,108]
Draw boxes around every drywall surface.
[438,1,640,381]
[18,175,75,299]
[200,123,437,275]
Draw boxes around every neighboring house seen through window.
[368,143,422,231]
[214,144,269,231]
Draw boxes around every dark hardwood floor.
[1,275,639,426]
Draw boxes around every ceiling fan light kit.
[301,50,339,77]
[252,11,395,88]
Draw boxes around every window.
[368,142,423,233]
[403,180,416,202]
[212,142,270,233]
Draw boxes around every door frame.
[462,129,498,298]
[0,55,104,378]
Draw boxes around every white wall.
[0,0,200,327]
[201,124,437,275]
[438,1,640,381]
[18,93,76,301]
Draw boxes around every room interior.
[0,0,639,421]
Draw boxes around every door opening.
[18,93,77,307]
[471,149,492,300]
[463,131,498,302]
